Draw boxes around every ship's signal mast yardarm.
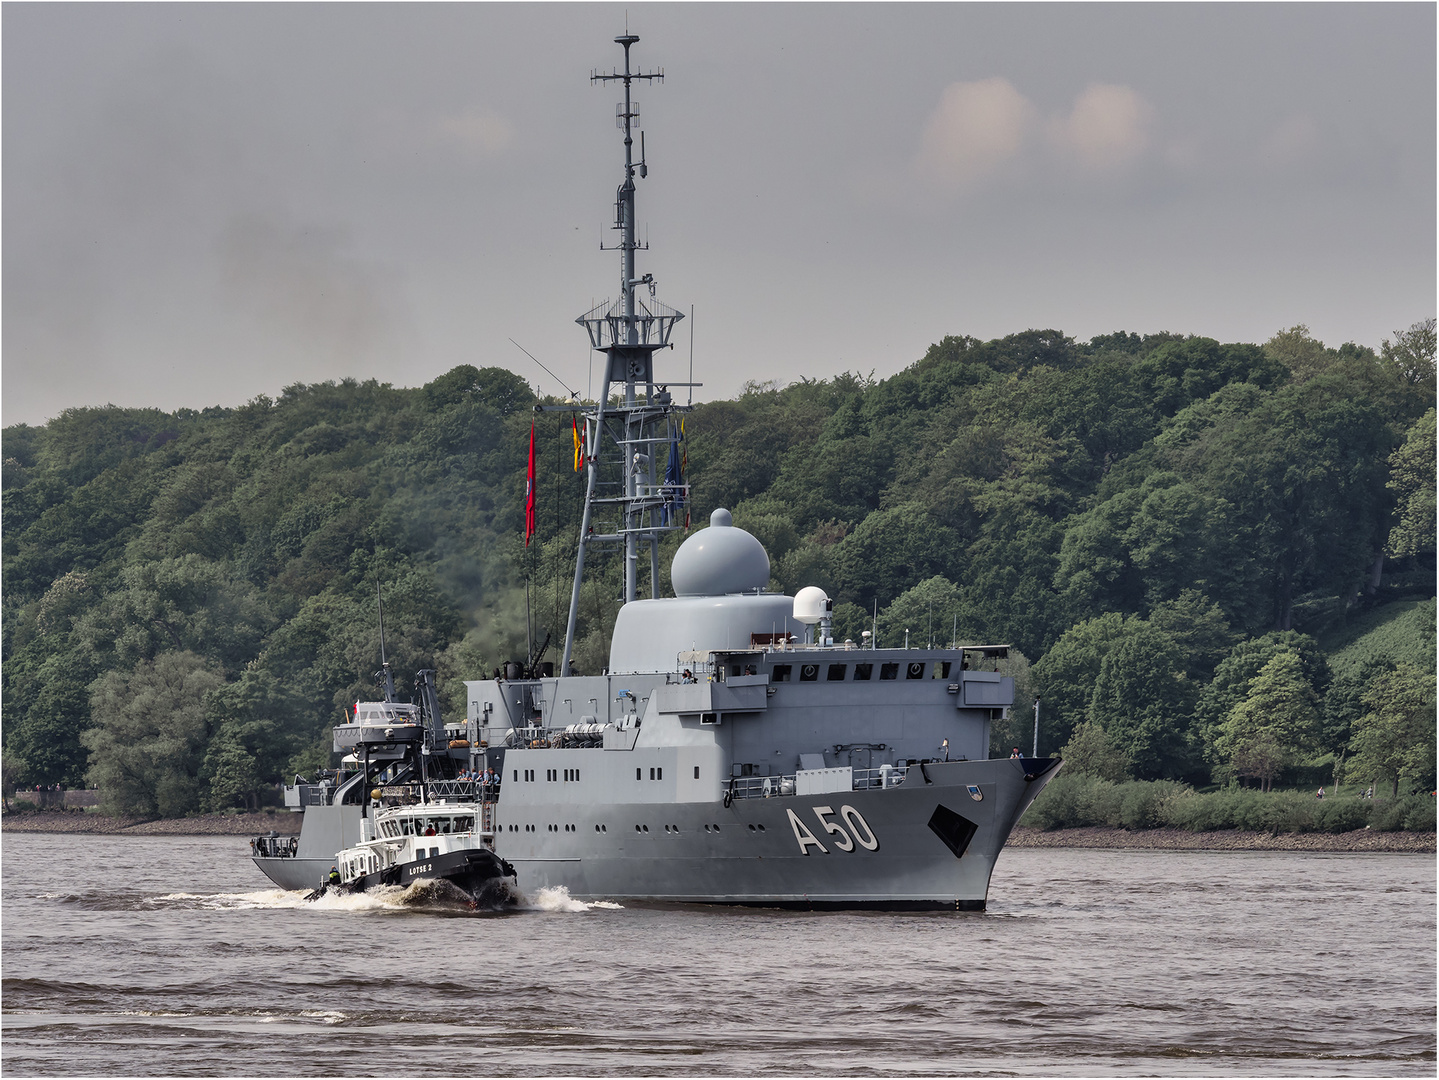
[564,33,694,674]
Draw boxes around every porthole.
[757,824,766,832]
[642,824,649,832]
[748,824,756,832]
[635,824,642,832]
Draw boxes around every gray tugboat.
[253,31,1060,909]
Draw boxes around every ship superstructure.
[253,32,1059,909]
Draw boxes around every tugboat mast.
[562,32,691,674]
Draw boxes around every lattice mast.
[562,33,690,674]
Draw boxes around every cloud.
[1259,114,1319,170]
[430,107,514,157]
[913,78,1037,191]
[217,214,402,370]
[1048,84,1154,173]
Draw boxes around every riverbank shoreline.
[2,809,1433,851]
[1,810,294,836]
[1006,825,1434,853]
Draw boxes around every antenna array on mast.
[560,32,698,675]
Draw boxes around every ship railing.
[374,781,500,805]
[500,725,608,749]
[852,765,911,790]
[727,766,910,801]
[251,833,299,858]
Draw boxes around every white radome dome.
[793,586,831,625]
[670,508,770,596]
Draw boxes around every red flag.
[572,417,585,472]
[524,422,536,545]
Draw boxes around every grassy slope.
[1319,598,1437,678]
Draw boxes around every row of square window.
[772,661,954,683]
[513,767,704,783]
[636,766,703,780]
[516,768,584,782]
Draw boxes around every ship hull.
[254,758,1056,907]
[493,758,1056,909]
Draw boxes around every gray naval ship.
[252,31,1060,909]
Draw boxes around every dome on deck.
[670,508,770,596]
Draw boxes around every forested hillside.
[4,321,1434,815]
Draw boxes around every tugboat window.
[773,665,792,682]
[880,663,900,680]
[827,664,847,681]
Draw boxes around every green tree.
[876,575,970,649]
[1087,623,1197,779]
[202,724,262,811]
[1031,612,1134,753]
[1385,408,1435,559]
[1058,720,1133,782]
[1196,631,1330,778]
[1214,650,1321,790]
[1265,324,1333,382]
[82,651,223,816]
[1380,318,1437,388]
[1343,664,1437,797]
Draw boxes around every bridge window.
[799,664,819,682]
[932,661,952,679]
[826,664,847,681]
[880,663,899,680]
[854,663,873,681]
[772,665,792,682]
[906,662,925,679]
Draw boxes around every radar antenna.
[560,33,698,674]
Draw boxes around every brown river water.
[2,832,1433,1076]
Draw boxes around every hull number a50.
[786,805,880,855]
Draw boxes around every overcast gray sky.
[4,3,1434,427]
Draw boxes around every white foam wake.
[151,884,414,911]
[523,885,623,912]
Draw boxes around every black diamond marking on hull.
[928,803,979,859]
